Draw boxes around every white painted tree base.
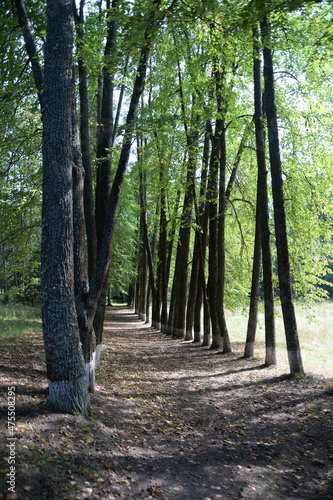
[48,377,89,414]
[95,344,102,369]
[86,352,95,393]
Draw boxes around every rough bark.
[41,0,89,414]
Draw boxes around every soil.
[0,306,332,500]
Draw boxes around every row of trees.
[1,0,332,413]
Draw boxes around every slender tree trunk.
[14,0,43,107]
[252,27,277,366]
[168,69,198,339]
[163,190,180,334]
[186,126,210,341]
[41,0,89,414]
[185,231,200,341]
[169,183,194,338]
[157,185,167,332]
[93,0,118,359]
[261,17,303,375]
[244,174,262,358]
[207,126,221,349]
[72,97,96,391]
[74,2,97,282]
[138,250,148,321]
[217,124,232,352]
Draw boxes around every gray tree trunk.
[41,0,89,414]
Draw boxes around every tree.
[41,0,89,414]
[244,26,276,366]
[14,0,168,413]
[261,15,304,375]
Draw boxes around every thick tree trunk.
[261,17,303,375]
[41,0,89,414]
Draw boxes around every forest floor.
[0,306,333,500]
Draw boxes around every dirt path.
[0,306,332,499]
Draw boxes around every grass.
[226,300,333,377]
[0,304,42,340]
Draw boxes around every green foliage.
[0,7,42,304]
[5,0,333,316]
[109,171,140,301]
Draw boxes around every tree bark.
[261,16,303,375]
[41,0,89,414]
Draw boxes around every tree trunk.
[217,124,232,352]
[207,126,221,349]
[251,26,277,366]
[93,0,118,358]
[41,0,89,414]
[74,2,97,282]
[186,126,210,341]
[245,26,276,364]
[261,17,303,375]
[244,182,261,359]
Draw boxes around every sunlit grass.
[226,300,333,377]
[0,304,42,340]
